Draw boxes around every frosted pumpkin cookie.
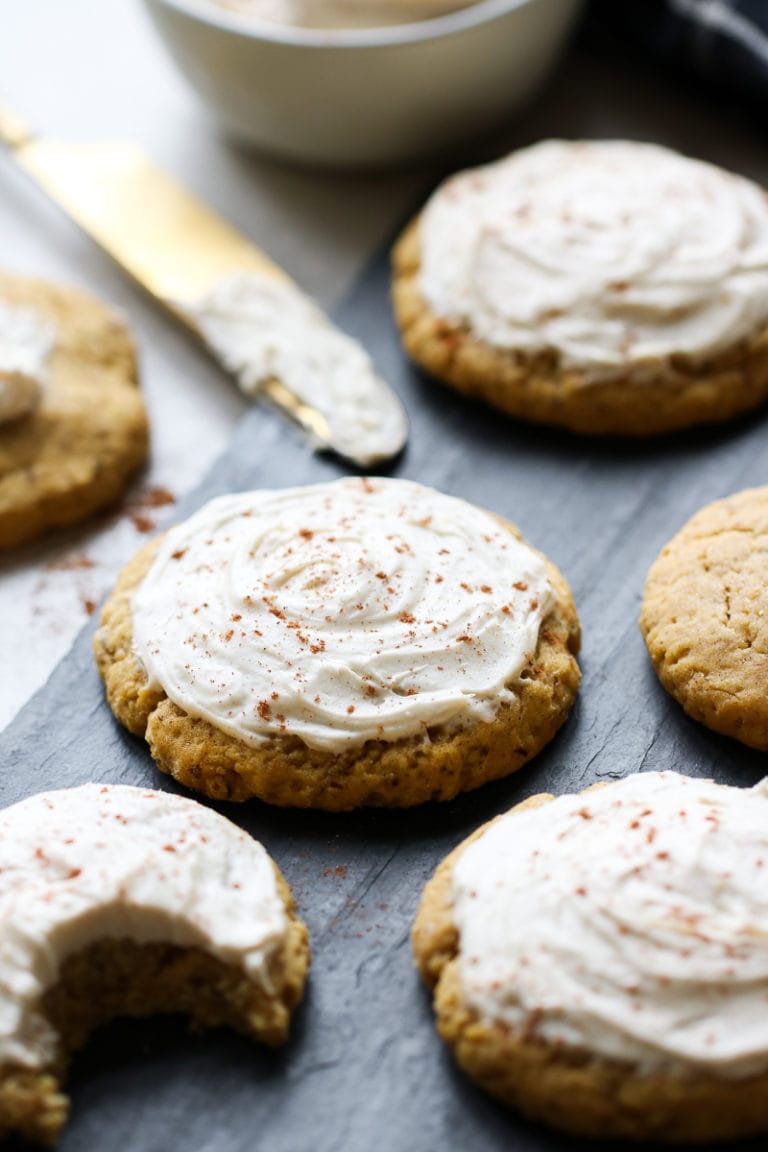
[94,477,580,810]
[0,782,309,1145]
[641,486,768,748]
[0,273,148,550]
[413,771,768,1142]
[392,140,768,436]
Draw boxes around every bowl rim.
[145,0,553,49]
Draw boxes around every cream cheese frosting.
[180,273,407,467]
[0,784,287,1070]
[131,477,554,753]
[0,303,53,424]
[208,0,475,29]
[452,771,768,1078]
[419,140,768,375]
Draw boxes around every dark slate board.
[4,50,768,1152]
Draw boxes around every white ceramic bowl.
[143,0,583,167]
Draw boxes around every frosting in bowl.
[131,477,554,752]
[0,784,287,1069]
[0,303,53,424]
[452,771,768,1077]
[419,140,768,375]
[207,0,476,29]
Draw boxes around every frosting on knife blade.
[178,272,407,466]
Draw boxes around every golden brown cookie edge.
[0,273,149,550]
[94,515,581,811]
[0,858,309,1144]
[391,217,768,437]
[412,787,768,1142]
[640,486,768,750]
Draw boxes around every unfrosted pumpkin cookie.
[641,486,768,748]
[413,771,768,1142]
[94,477,580,810]
[392,140,768,436]
[0,273,148,549]
[0,782,309,1146]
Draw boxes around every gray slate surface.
[3,57,768,1152]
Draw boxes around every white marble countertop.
[0,0,421,727]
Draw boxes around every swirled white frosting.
[0,783,287,1069]
[131,478,554,752]
[452,771,768,1078]
[419,140,768,374]
[180,273,407,468]
[0,303,53,424]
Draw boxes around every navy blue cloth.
[588,0,768,112]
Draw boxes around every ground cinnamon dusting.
[122,486,176,534]
[45,551,95,572]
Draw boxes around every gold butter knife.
[0,105,408,467]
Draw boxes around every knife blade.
[0,104,408,467]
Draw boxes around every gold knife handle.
[0,103,35,150]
